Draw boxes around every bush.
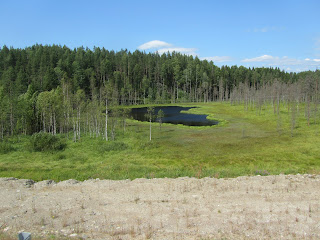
[0,141,15,154]
[30,132,66,152]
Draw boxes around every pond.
[130,106,218,126]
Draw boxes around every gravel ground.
[0,175,320,239]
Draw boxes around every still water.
[130,106,218,126]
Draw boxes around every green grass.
[0,102,319,181]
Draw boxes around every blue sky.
[1,0,320,72]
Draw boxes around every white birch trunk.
[78,108,81,140]
[105,98,108,141]
[53,111,56,135]
[149,119,152,141]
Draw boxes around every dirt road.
[1,175,320,239]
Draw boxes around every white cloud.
[254,27,269,33]
[157,47,198,56]
[242,55,276,62]
[241,54,320,72]
[137,41,320,72]
[247,26,285,33]
[138,40,172,50]
[138,40,198,56]
[200,56,233,62]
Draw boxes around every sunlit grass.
[0,101,319,181]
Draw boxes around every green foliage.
[0,140,15,154]
[0,44,319,139]
[157,109,165,129]
[146,106,155,121]
[157,109,164,120]
[30,132,66,152]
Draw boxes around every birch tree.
[157,109,164,130]
[146,107,155,141]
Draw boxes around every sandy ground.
[0,175,320,240]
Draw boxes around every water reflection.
[130,106,218,126]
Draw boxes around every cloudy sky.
[1,0,320,72]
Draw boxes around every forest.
[1,44,319,140]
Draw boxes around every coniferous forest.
[0,44,319,140]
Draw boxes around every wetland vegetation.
[0,45,320,181]
[1,101,320,181]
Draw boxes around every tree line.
[0,44,319,139]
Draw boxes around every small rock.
[25,179,35,188]
[70,233,78,237]
[4,177,17,181]
[46,179,56,185]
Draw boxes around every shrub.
[30,132,66,152]
[0,141,15,154]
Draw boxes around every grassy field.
[0,102,319,181]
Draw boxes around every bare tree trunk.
[111,118,116,141]
[77,108,81,141]
[10,104,14,136]
[195,71,198,102]
[42,112,46,132]
[86,112,89,136]
[189,77,192,102]
[67,112,69,139]
[314,98,318,125]
[95,116,99,137]
[105,98,108,141]
[307,97,310,126]
[149,119,152,141]
[89,114,92,138]
[53,112,56,135]
[176,82,178,101]
[173,83,176,103]
[134,90,137,105]
[73,119,76,142]
[291,101,297,137]
[98,113,101,137]
[49,113,53,134]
